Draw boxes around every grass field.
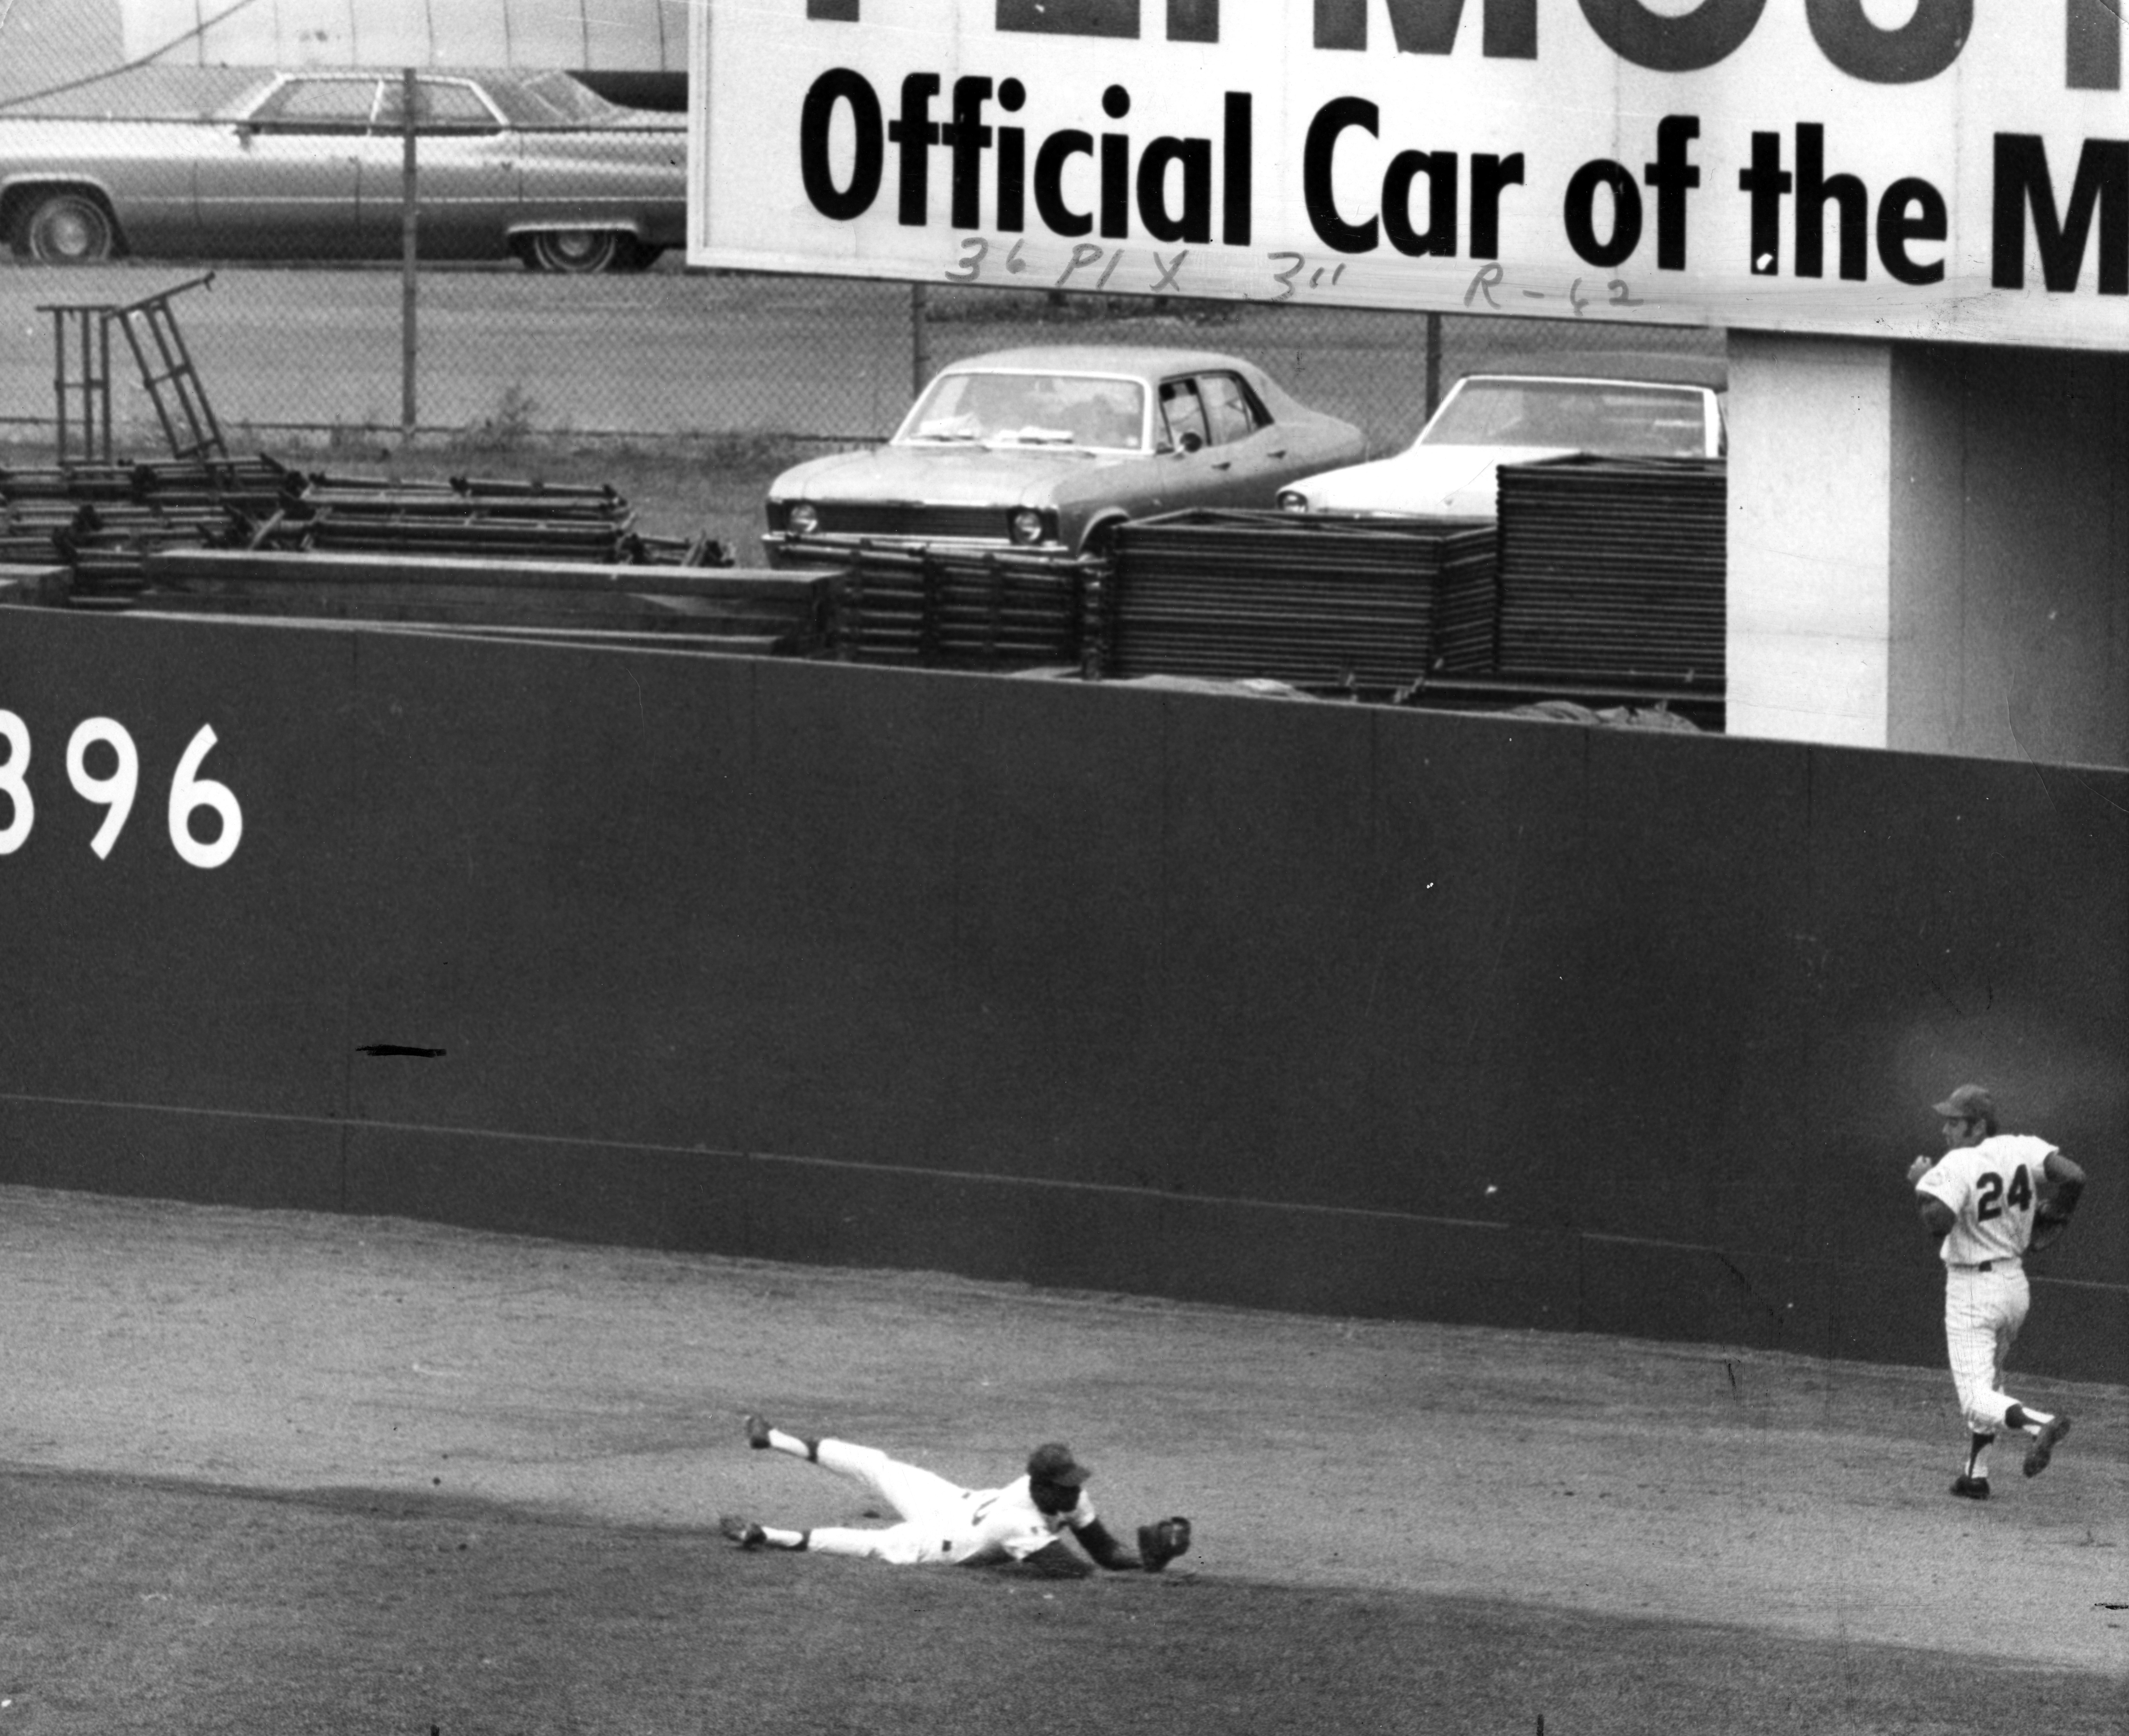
[10,1467,2122,1736]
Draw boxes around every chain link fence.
[1,256,1725,459]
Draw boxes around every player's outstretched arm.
[1066,1516,1146,1571]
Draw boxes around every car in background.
[0,68,683,271]
[1276,374,1726,520]
[762,345,1368,561]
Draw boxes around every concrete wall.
[1726,336,1893,747]
[1729,334,2129,768]
[1889,346,2129,765]
[0,608,2122,1383]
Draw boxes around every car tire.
[1081,518,1126,560]
[522,229,627,274]
[13,191,117,264]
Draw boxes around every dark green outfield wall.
[1,608,2121,1381]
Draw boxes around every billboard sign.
[690,0,2126,349]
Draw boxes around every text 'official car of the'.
[762,346,1369,562]
[1277,374,1727,521]
[0,69,684,272]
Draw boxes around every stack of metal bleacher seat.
[239,470,730,570]
[1,456,287,600]
[779,537,1094,669]
[1095,508,1498,692]
[1493,454,1727,690]
[0,454,831,657]
[137,545,831,656]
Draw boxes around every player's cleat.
[720,1513,767,1549]
[2022,1415,2071,1478]
[744,1413,772,1450]
[1948,1475,1990,1501]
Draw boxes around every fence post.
[400,67,419,442]
[1424,310,1443,419]
[911,283,931,401]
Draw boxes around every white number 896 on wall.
[0,711,243,870]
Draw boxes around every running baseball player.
[719,1415,1192,1576]
[1906,1084,2086,1500]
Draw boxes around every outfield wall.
[0,608,2121,1383]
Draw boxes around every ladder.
[38,272,227,464]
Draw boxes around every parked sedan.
[0,68,684,271]
[1277,374,1726,520]
[763,346,1367,561]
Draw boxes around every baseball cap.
[1026,1442,1091,1486]
[1932,1084,1997,1122]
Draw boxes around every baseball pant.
[1943,1266,2029,1434]
[800,1439,967,1565]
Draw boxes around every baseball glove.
[1138,1515,1192,1572]
[2031,1197,2079,1249]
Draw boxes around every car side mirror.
[1174,431,1204,455]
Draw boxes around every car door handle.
[1210,459,1233,471]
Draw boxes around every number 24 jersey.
[1915,1133,2057,1266]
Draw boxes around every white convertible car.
[1277,374,1726,520]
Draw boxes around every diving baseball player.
[719,1415,1191,1576]
[1907,1084,2086,1500]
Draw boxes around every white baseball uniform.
[1914,1133,2057,1434]
[799,1439,1097,1566]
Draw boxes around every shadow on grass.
[0,1468,2114,1736]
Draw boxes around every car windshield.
[1422,380,1708,457]
[899,372,1147,451]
